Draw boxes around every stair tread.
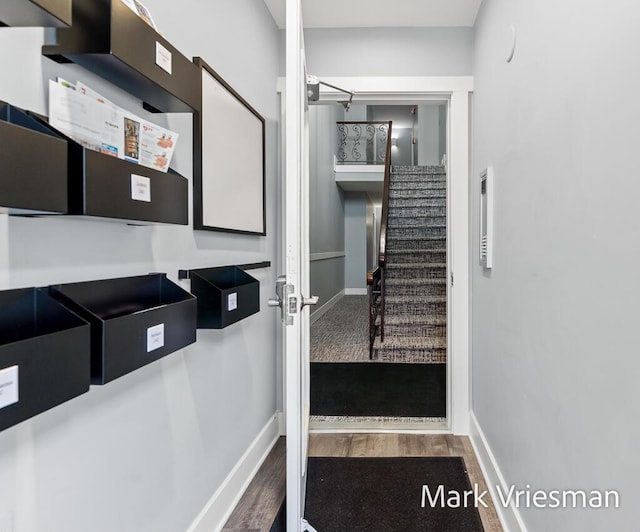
[387,248,447,254]
[386,277,446,284]
[386,262,446,268]
[388,223,447,228]
[388,236,446,241]
[374,336,446,349]
[388,213,445,218]
[386,294,446,303]
[382,314,447,325]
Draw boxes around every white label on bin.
[228,292,238,311]
[131,174,151,202]
[147,324,165,352]
[0,366,18,410]
[155,42,173,75]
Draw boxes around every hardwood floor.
[223,434,503,532]
[222,438,286,532]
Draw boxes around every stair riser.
[372,347,447,364]
[389,207,446,218]
[389,198,446,208]
[392,165,445,174]
[391,178,446,188]
[388,218,446,231]
[386,238,447,252]
[387,226,446,239]
[387,250,446,263]
[386,265,446,279]
[386,283,446,297]
[381,323,447,337]
[389,184,446,195]
[389,190,447,206]
[385,300,447,315]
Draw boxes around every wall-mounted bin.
[43,0,200,113]
[0,287,90,432]
[65,138,188,225]
[0,101,68,214]
[49,274,196,385]
[0,0,71,27]
[186,267,260,329]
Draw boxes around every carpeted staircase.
[372,165,447,363]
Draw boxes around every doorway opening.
[307,100,449,431]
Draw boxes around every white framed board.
[193,57,265,235]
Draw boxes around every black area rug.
[310,362,446,417]
[305,457,484,532]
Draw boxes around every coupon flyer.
[48,79,179,172]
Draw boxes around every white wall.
[309,104,345,313]
[472,1,639,530]
[304,27,473,77]
[0,1,281,531]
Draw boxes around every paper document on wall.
[48,79,178,172]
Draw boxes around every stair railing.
[336,121,390,164]
[367,121,393,358]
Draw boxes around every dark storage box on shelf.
[49,274,197,385]
[65,138,189,225]
[0,287,90,433]
[1,101,187,224]
[43,0,200,113]
[187,266,260,329]
[0,101,68,214]
[0,0,71,27]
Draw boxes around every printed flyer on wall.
[48,79,178,172]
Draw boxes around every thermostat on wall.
[480,167,494,269]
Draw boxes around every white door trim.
[277,76,472,435]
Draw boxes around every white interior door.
[284,0,314,530]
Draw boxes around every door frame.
[277,75,472,435]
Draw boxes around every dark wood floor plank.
[222,438,285,532]
[308,433,352,457]
[348,433,401,456]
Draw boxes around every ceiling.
[263,0,483,29]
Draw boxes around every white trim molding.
[277,76,474,98]
[334,164,385,174]
[310,251,346,262]
[277,74,472,437]
[449,90,470,435]
[187,414,280,532]
[344,288,368,296]
[310,289,344,324]
[470,412,528,532]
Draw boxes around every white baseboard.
[310,289,345,324]
[469,411,528,532]
[344,288,367,296]
[277,411,285,436]
[187,414,280,532]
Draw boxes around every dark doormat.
[310,362,446,417]
[305,457,484,532]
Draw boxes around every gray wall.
[344,193,368,291]
[304,27,474,76]
[418,104,446,166]
[309,104,346,311]
[472,1,638,530]
[0,1,280,531]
